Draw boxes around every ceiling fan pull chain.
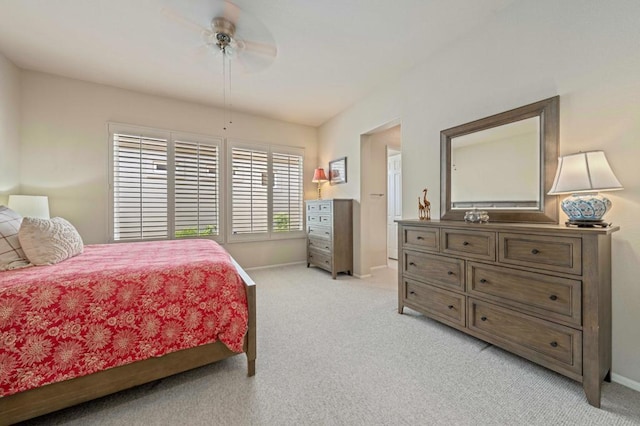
[228,57,233,126]
[222,49,227,131]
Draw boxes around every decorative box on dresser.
[397,219,619,408]
[305,199,353,279]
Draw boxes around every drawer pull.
[409,291,416,295]
[531,249,540,255]
[325,260,329,264]
[463,241,469,246]
[447,305,454,310]
[550,341,558,348]
[549,295,558,301]
[416,236,424,240]
[479,279,487,284]
[480,316,488,322]
[447,271,454,276]
[325,231,330,235]
[409,262,416,266]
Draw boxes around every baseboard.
[612,373,640,392]
[244,261,306,271]
[370,265,388,271]
[353,273,372,279]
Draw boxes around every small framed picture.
[329,157,347,185]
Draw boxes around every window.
[110,124,221,242]
[112,132,168,241]
[229,141,304,241]
[110,124,304,243]
[174,140,220,238]
[231,145,269,235]
[272,152,304,232]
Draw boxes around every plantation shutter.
[272,151,304,232]
[112,133,168,241]
[231,146,269,235]
[174,140,220,237]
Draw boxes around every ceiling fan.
[162,1,277,129]
[162,1,278,74]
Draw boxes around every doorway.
[387,150,401,260]
[358,122,401,276]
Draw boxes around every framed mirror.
[440,96,559,223]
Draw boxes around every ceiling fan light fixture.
[212,17,236,52]
[212,17,236,38]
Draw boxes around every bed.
[0,239,256,425]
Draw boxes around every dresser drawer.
[403,250,464,292]
[403,278,465,327]
[308,249,332,270]
[308,237,331,254]
[401,226,439,252]
[441,229,496,261]
[307,201,332,213]
[499,233,582,275]
[467,262,581,327]
[468,299,582,376]
[307,214,332,226]
[308,224,332,240]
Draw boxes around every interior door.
[387,153,402,259]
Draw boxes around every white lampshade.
[548,151,623,195]
[547,151,622,226]
[8,195,50,219]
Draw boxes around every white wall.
[19,71,318,268]
[0,52,21,204]
[318,0,640,386]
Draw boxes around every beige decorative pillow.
[0,205,31,270]
[19,217,84,265]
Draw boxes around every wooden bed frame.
[0,259,256,425]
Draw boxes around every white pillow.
[19,217,84,265]
[0,205,31,270]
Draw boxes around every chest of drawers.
[306,199,353,279]
[397,220,619,407]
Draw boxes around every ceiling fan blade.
[238,39,277,58]
[222,1,241,25]
[190,44,215,58]
[161,7,209,36]
[233,50,276,74]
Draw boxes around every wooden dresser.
[397,219,619,407]
[306,199,353,279]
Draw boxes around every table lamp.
[547,151,622,227]
[8,195,50,219]
[312,168,328,199]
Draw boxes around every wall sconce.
[312,168,328,199]
[548,151,623,227]
[8,195,50,219]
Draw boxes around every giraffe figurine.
[418,196,426,220]
[422,188,431,220]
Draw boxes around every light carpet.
[21,264,640,425]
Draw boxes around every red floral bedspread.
[0,239,248,397]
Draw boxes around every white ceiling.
[0,0,515,127]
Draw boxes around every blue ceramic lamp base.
[561,192,612,228]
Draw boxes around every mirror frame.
[440,96,559,223]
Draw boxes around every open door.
[387,152,401,260]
